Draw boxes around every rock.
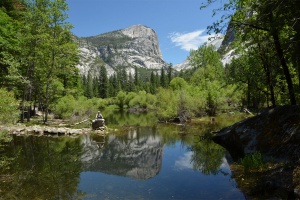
[76,24,168,78]
[0,123,108,137]
[92,119,105,130]
[67,129,82,136]
[213,105,300,162]
[213,105,300,198]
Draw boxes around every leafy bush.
[170,77,188,90]
[240,152,265,174]
[116,91,126,110]
[0,88,19,124]
[128,91,156,110]
[55,94,76,119]
[155,88,178,119]
[125,92,137,108]
[54,95,109,119]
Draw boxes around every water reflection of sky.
[79,141,245,200]
[175,151,231,171]
[174,151,193,170]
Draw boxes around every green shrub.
[240,152,265,174]
[54,95,109,119]
[0,88,19,124]
[125,92,137,108]
[116,91,126,110]
[155,88,178,119]
[55,94,76,118]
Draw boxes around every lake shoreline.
[213,105,300,199]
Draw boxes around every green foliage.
[155,88,178,119]
[170,77,187,90]
[203,0,300,106]
[54,95,108,119]
[0,9,20,87]
[128,91,156,109]
[0,88,19,124]
[1,0,81,123]
[188,45,241,115]
[116,90,126,110]
[54,94,76,119]
[240,152,265,174]
[124,92,137,108]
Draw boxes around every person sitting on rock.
[96,111,103,120]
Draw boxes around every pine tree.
[150,71,156,94]
[86,71,94,99]
[160,67,166,88]
[99,65,108,98]
[167,63,173,85]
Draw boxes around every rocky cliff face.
[76,24,167,77]
[76,38,115,76]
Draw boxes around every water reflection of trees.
[104,110,158,127]
[157,123,226,175]
[0,135,84,199]
[189,138,225,175]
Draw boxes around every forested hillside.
[1,0,300,124]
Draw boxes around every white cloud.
[174,152,193,170]
[169,29,212,51]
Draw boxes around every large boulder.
[213,105,300,162]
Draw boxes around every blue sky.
[66,0,225,65]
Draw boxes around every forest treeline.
[1,0,300,125]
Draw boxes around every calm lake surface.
[0,111,246,199]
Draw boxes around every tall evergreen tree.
[167,63,173,85]
[86,71,94,99]
[99,65,108,98]
[128,72,135,92]
[134,66,139,86]
[93,77,99,98]
[160,67,166,88]
[150,71,156,94]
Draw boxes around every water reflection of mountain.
[81,127,164,180]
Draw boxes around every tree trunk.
[247,78,251,108]
[258,44,276,107]
[269,13,296,105]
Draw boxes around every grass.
[240,152,265,174]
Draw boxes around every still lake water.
[0,111,245,199]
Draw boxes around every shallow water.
[0,112,246,199]
[79,132,244,199]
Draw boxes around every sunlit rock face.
[76,24,167,77]
[76,39,115,77]
[81,127,164,180]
